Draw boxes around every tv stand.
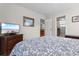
[0,34,23,55]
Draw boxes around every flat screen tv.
[0,22,20,34]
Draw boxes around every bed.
[10,35,79,56]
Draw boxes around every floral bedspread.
[10,36,79,56]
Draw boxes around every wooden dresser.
[0,34,23,56]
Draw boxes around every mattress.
[10,36,79,56]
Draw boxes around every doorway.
[40,19,45,37]
[57,16,66,37]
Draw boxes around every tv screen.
[0,23,20,34]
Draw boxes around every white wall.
[0,4,46,40]
[53,8,79,36]
[45,17,55,36]
[2,4,79,38]
[0,4,7,20]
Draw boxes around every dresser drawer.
[7,35,23,54]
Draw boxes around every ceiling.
[17,3,79,16]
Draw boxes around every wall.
[0,4,7,20]
[45,17,54,36]
[0,4,46,40]
[53,8,79,36]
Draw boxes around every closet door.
[57,16,66,37]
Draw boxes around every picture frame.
[72,16,79,22]
[23,16,34,27]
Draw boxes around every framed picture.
[23,16,34,27]
[72,16,79,22]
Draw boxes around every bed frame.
[65,35,79,39]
